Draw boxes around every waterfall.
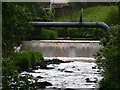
[21,40,103,58]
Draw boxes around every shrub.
[10,51,44,71]
[2,57,38,89]
[2,58,18,89]
[2,51,44,89]
[40,29,58,39]
[95,26,120,89]
[105,6,118,25]
[11,51,32,71]
[27,51,44,66]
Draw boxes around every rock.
[92,66,97,69]
[97,70,101,72]
[65,71,73,73]
[64,69,73,73]
[72,66,75,68]
[98,67,102,69]
[46,64,55,69]
[85,78,98,83]
[36,76,43,79]
[58,68,65,72]
[32,66,39,70]
[38,81,52,87]
[65,88,76,90]
[40,64,47,69]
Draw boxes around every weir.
[21,21,109,60]
[21,40,103,58]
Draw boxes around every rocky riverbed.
[20,58,103,89]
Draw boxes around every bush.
[105,6,118,25]
[2,57,38,89]
[2,58,18,89]
[67,28,104,39]
[95,26,120,89]
[40,29,58,39]
[27,51,44,66]
[2,3,33,57]
[10,51,44,71]
[11,52,32,71]
[2,51,45,89]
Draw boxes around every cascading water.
[20,40,103,89]
[21,40,103,58]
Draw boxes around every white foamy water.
[44,57,96,62]
[21,40,103,57]
[21,60,103,89]
[20,40,103,89]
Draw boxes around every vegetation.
[94,3,120,89]
[2,2,52,57]
[2,3,32,57]
[2,2,51,89]
[67,28,105,39]
[40,29,58,39]
[54,6,118,25]
[10,51,44,71]
[53,5,118,39]
[95,26,120,89]
[2,51,45,89]
[2,2,120,89]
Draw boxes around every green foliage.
[10,51,44,71]
[54,5,118,25]
[40,29,58,39]
[2,58,18,89]
[3,58,28,89]
[51,59,63,64]
[11,52,31,71]
[44,9,55,21]
[2,51,44,89]
[54,5,118,39]
[2,2,53,57]
[105,6,118,25]
[2,57,38,89]
[67,28,105,39]
[2,3,33,57]
[16,2,46,20]
[95,26,120,89]
[27,51,44,66]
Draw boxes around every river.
[20,40,103,89]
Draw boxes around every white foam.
[44,57,96,62]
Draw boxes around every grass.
[53,6,118,25]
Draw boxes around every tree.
[95,27,120,89]
[2,3,32,57]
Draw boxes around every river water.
[20,40,103,89]
[21,58,103,89]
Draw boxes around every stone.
[92,66,97,69]
[64,69,73,73]
[38,81,52,87]
[36,76,43,79]
[85,78,98,83]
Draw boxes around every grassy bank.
[54,6,118,25]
